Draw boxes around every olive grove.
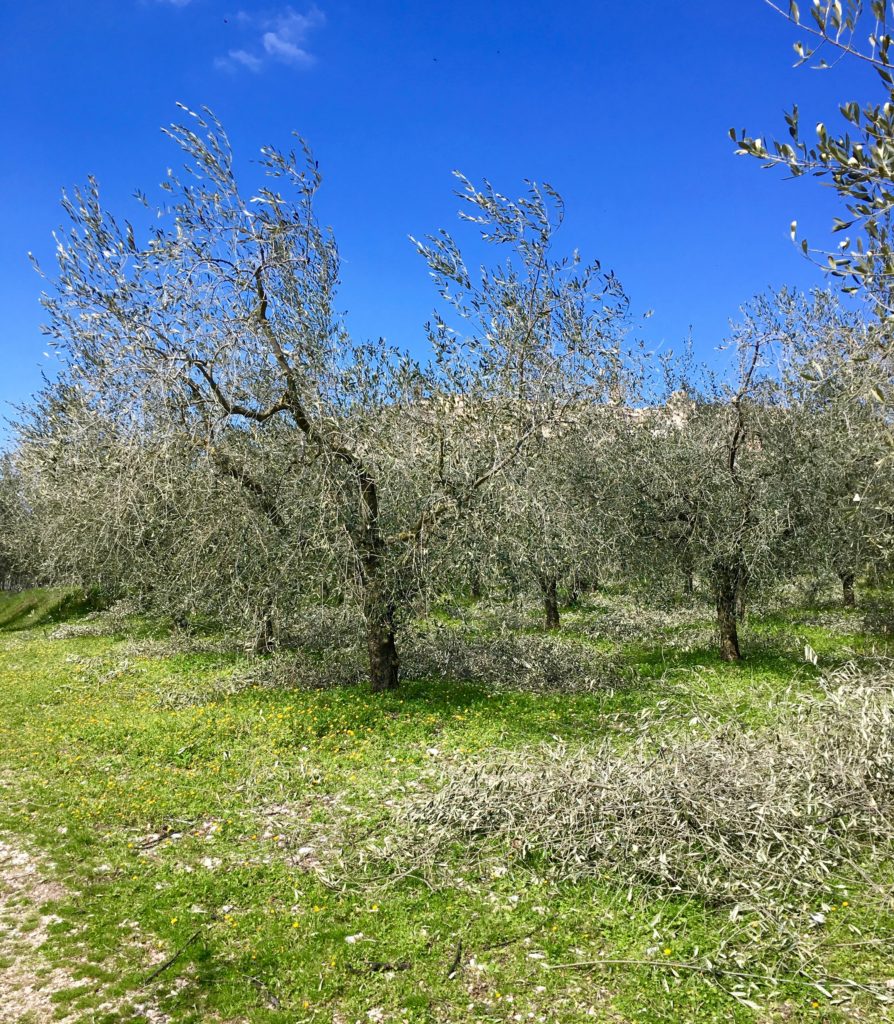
[1,106,890,678]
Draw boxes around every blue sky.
[0,1,878,436]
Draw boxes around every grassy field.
[1,586,893,1024]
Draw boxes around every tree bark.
[735,570,749,623]
[365,598,400,692]
[249,608,277,655]
[542,576,560,630]
[353,467,401,692]
[712,559,742,662]
[839,570,856,608]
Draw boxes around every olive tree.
[777,291,893,604]
[503,392,642,629]
[804,417,890,606]
[617,294,824,660]
[619,288,885,658]
[496,425,598,630]
[34,106,627,691]
[14,386,343,650]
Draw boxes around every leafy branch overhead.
[734,1,894,311]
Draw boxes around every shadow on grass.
[624,642,806,677]
[185,668,670,754]
[0,587,106,632]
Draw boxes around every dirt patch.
[0,837,173,1024]
[0,838,81,1024]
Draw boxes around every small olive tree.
[34,107,627,691]
[497,426,596,630]
[776,291,893,604]
[494,393,634,630]
[617,292,830,660]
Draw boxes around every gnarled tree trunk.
[542,575,561,630]
[357,471,401,693]
[249,601,277,655]
[712,558,742,662]
[839,570,856,608]
[365,594,400,692]
[735,568,749,623]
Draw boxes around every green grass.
[0,587,892,1023]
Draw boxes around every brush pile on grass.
[399,622,636,693]
[48,596,142,640]
[239,645,368,691]
[402,661,894,907]
[563,599,716,651]
[863,593,894,637]
[48,621,109,640]
[155,648,369,708]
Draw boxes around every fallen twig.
[545,957,775,981]
[445,939,463,979]
[144,928,204,984]
[481,926,539,951]
[348,960,412,974]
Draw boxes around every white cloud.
[218,5,325,72]
[262,30,313,66]
[223,48,264,72]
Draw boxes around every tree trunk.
[712,559,742,662]
[839,570,856,608]
[735,571,749,623]
[366,603,400,692]
[355,469,400,693]
[469,567,482,600]
[542,576,560,630]
[249,608,277,655]
[682,560,694,597]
